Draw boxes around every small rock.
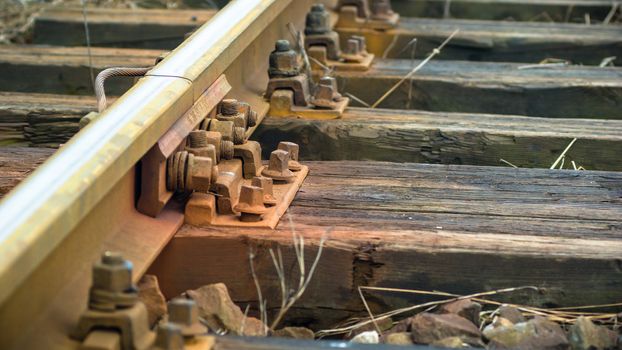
[137,274,167,327]
[384,332,414,345]
[410,312,482,346]
[351,330,380,344]
[351,317,393,338]
[497,305,526,324]
[438,299,482,326]
[185,283,266,336]
[431,336,469,348]
[485,316,569,349]
[273,327,315,340]
[386,318,410,334]
[483,316,515,336]
[568,317,617,350]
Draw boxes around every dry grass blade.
[600,56,617,67]
[287,22,313,85]
[370,28,460,108]
[248,248,267,335]
[500,158,518,168]
[317,286,538,337]
[344,92,371,107]
[359,286,621,324]
[603,2,620,24]
[358,286,381,334]
[550,138,577,169]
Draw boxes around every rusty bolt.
[92,251,133,293]
[312,84,337,109]
[204,131,233,162]
[351,35,368,53]
[319,76,344,101]
[152,323,185,350]
[168,298,207,337]
[217,99,247,129]
[221,140,234,160]
[189,130,208,148]
[167,151,218,193]
[268,40,301,78]
[305,3,330,35]
[234,185,267,222]
[261,149,295,182]
[234,101,258,128]
[220,98,240,116]
[186,153,217,193]
[338,0,370,19]
[252,176,277,206]
[370,0,395,19]
[345,38,361,56]
[233,126,245,145]
[277,141,302,171]
[247,109,258,128]
[208,119,245,145]
[89,251,138,311]
[186,130,217,163]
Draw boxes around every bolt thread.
[247,110,258,127]
[220,99,239,116]
[221,140,234,160]
[189,130,208,148]
[233,127,245,145]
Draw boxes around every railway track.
[0,0,620,349]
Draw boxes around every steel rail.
[0,0,292,307]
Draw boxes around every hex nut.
[188,155,215,192]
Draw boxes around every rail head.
[0,0,295,307]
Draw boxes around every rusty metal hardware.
[304,4,341,60]
[89,251,138,311]
[234,141,263,179]
[234,185,267,222]
[369,0,396,20]
[277,141,303,172]
[207,119,245,145]
[337,0,370,18]
[341,36,369,63]
[151,324,185,350]
[268,39,302,78]
[236,101,258,128]
[137,75,231,218]
[261,149,296,182]
[166,151,218,193]
[167,298,207,337]
[305,3,331,35]
[217,99,258,129]
[217,99,248,129]
[74,252,155,350]
[266,39,311,107]
[303,5,374,72]
[336,0,399,29]
[213,159,243,215]
[311,76,344,109]
[251,176,277,206]
[186,130,218,166]
[266,74,312,107]
[195,130,234,162]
